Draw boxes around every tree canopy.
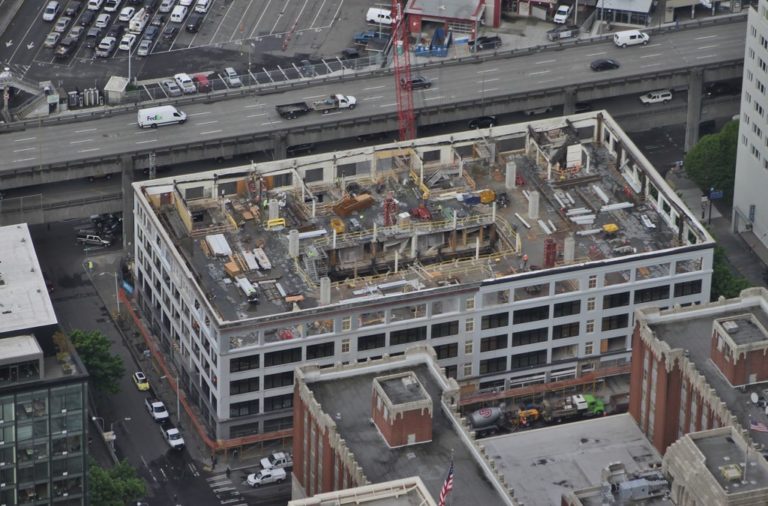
[710,245,750,300]
[70,329,124,394]
[684,120,739,203]
[88,460,146,506]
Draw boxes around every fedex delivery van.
[137,105,187,128]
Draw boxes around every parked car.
[132,371,150,391]
[174,73,196,94]
[590,58,620,71]
[119,33,137,51]
[143,25,159,41]
[107,23,125,39]
[161,427,185,450]
[119,6,136,21]
[159,0,174,13]
[247,468,286,488]
[192,73,211,92]
[353,30,387,44]
[223,67,241,87]
[54,17,72,34]
[103,0,120,12]
[54,36,76,59]
[144,398,170,423]
[553,4,573,23]
[43,32,61,49]
[340,47,360,59]
[68,26,85,42]
[150,14,166,27]
[95,36,117,57]
[469,35,501,50]
[144,0,159,10]
[161,79,182,97]
[400,75,431,90]
[139,41,152,57]
[95,13,111,28]
[85,26,102,48]
[64,1,83,17]
[79,9,95,25]
[162,25,177,40]
[468,115,497,129]
[42,1,60,22]
[185,13,202,32]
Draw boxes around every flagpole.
[745,415,751,484]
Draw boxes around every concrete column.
[120,155,135,252]
[684,69,704,153]
[563,87,577,115]
[272,133,288,160]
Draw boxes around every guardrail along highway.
[0,20,747,190]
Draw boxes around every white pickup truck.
[144,398,170,423]
[261,451,293,470]
[161,427,185,450]
[247,468,286,487]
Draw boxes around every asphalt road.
[0,20,747,173]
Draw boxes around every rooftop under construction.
[135,111,710,325]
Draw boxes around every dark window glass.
[434,343,458,359]
[480,334,508,352]
[511,350,548,370]
[230,354,260,372]
[512,328,548,346]
[264,371,294,390]
[481,312,509,330]
[601,313,629,331]
[230,377,260,395]
[552,322,579,339]
[263,394,293,412]
[306,342,334,360]
[358,333,386,351]
[674,280,702,297]
[431,321,459,338]
[513,305,549,324]
[391,327,427,345]
[264,348,301,367]
[553,300,580,317]
[479,357,507,374]
[230,399,260,418]
[603,292,630,309]
[634,285,670,303]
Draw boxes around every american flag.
[750,419,768,433]
[438,460,454,506]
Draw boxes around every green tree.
[89,460,146,506]
[684,120,739,203]
[69,329,124,394]
[710,245,750,300]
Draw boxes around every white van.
[170,5,188,22]
[639,89,672,104]
[194,0,210,13]
[159,0,174,13]
[366,7,393,25]
[87,0,103,10]
[138,105,187,128]
[613,30,649,48]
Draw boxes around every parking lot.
[0,0,380,90]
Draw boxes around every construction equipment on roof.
[332,194,375,217]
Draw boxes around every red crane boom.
[391,0,416,141]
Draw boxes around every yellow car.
[132,371,150,391]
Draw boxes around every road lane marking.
[695,35,718,40]
[244,104,262,108]
[196,120,219,126]
[482,88,499,92]
[380,103,397,107]
[528,70,551,76]
[136,139,157,144]
[13,157,36,162]
[13,147,35,152]
[189,111,212,116]
[699,44,718,50]
[14,137,36,142]
[586,51,606,56]
[366,95,383,100]
[483,78,499,82]
[78,148,100,153]
[641,63,662,68]
[303,94,328,100]
[696,54,717,59]
[261,121,283,125]
[75,128,97,133]
[424,96,444,101]
[246,113,266,118]
[640,53,661,58]
[535,59,556,65]
[364,85,386,90]
[537,78,562,84]
[200,130,223,135]
[70,139,94,144]
[478,68,498,73]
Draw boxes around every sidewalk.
[84,251,274,473]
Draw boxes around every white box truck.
[137,105,187,128]
[129,8,149,34]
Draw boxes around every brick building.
[630,287,768,455]
[291,346,514,504]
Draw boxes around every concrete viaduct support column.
[120,155,135,253]
[684,69,704,153]
[272,133,288,160]
[563,87,577,115]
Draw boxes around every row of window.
[230,393,293,418]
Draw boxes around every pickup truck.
[161,426,185,450]
[276,94,357,119]
[247,468,287,487]
[144,398,170,423]
[353,30,387,44]
[261,451,293,470]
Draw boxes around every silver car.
[161,79,182,97]
[136,39,152,56]
[224,67,241,88]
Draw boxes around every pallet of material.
[253,247,272,270]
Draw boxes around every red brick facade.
[710,330,768,385]
[371,388,432,447]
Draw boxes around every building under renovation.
[132,111,714,440]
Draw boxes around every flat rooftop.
[0,335,42,364]
[694,431,768,492]
[136,113,710,328]
[378,373,429,405]
[288,477,436,506]
[650,302,768,452]
[717,314,767,346]
[482,414,663,506]
[306,363,506,505]
[0,224,57,334]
